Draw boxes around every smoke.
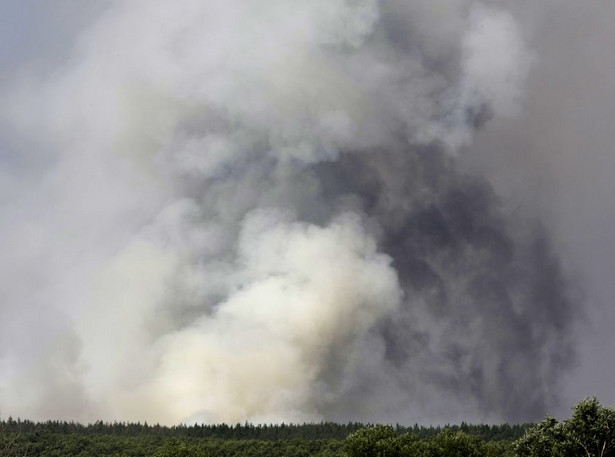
[0,0,578,424]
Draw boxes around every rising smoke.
[0,0,576,424]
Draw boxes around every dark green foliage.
[0,419,524,457]
[343,426,515,457]
[514,416,566,457]
[5,397,613,456]
[567,397,615,457]
[343,425,401,457]
[514,397,615,457]
[0,418,530,442]
[426,430,487,457]
[0,432,345,457]
[155,440,206,457]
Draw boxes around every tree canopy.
[515,397,615,457]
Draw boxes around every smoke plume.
[0,0,577,424]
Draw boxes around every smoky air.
[5,0,606,426]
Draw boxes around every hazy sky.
[468,0,615,408]
[1,1,614,425]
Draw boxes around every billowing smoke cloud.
[0,0,576,424]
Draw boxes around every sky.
[0,0,614,425]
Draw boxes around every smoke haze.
[2,0,608,425]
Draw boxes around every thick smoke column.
[0,0,576,424]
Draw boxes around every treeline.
[0,420,529,457]
[344,397,615,457]
[0,418,530,442]
[0,433,345,457]
[2,397,612,456]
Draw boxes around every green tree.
[426,430,486,457]
[397,433,428,457]
[344,425,401,457]
[155,440,204,457]
[566,397,615,457]
[515,397,615,457]
[514,416,567,457]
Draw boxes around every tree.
[344,425,402,457]
[566,397,615,457]
[426,430,486,457]
[154,440,203,457]
[515,397,615,457]
[514,416,567,457]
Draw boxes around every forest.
[1,398,612,456]
[0,397,615,457]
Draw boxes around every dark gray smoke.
[310,144,576,423]
[0,0,578,424]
